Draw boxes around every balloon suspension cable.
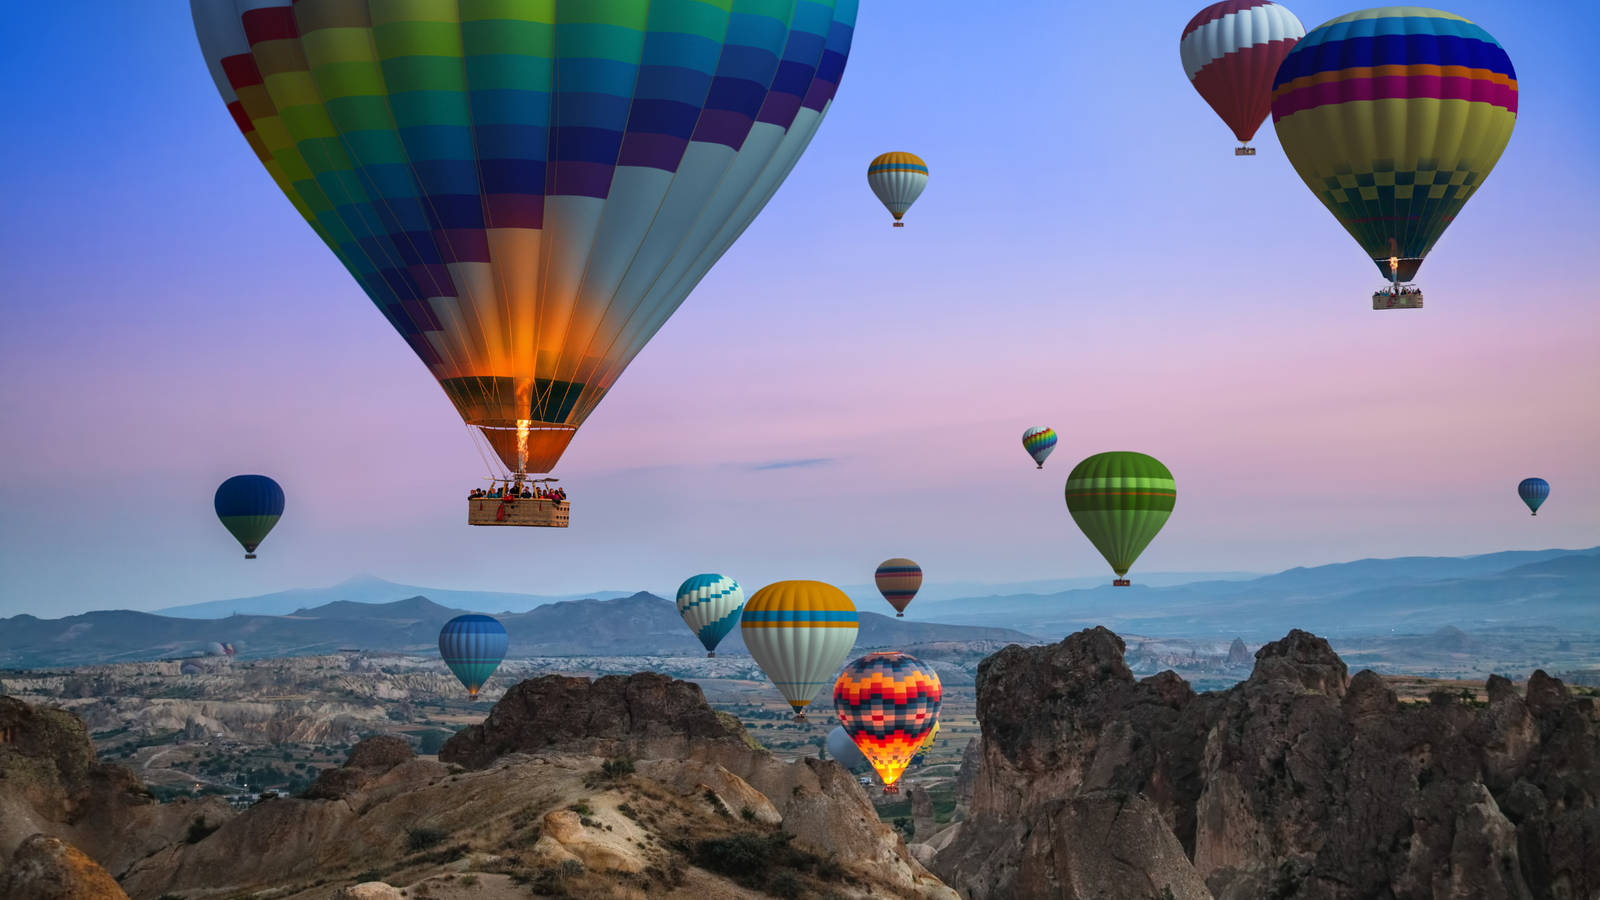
[466,424,508,481]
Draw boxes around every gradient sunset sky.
[2,1,1596,617]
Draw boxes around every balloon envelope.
[1064,452,1176,579]
[1181,1,1305,144]
[192,0,857,474]
[1518,477,1549,515]
[826,725,870,772]
[1022,426,1057,468]
[874,558,922,615]
[438,614,508,698]
[213,475,284,558]
[741,581,859,714]
[676,574,745,655]
[867,152,928,224]
[1270,8,1517,282]
[833,651,942,788]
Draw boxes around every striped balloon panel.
[833,651,942,787]
[438,613,509,696]
[1517,477,1548,513]
[1181,1,1305,143]
[214,474,286,552]
[1270,7,1516,281]
[676,573,746,653]
[866,151,927,220]
[873,558,922,612]
[741,580,859,710]
[1064,452,1176,577]
[191,0,856,472]
[1022,426,1057,466]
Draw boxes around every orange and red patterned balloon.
[833,651,942,791]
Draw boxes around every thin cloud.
[747,457,836,472]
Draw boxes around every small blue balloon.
[1517,477,1550,516]
[438,614,508,697]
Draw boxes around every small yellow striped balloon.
[867,152,929,226]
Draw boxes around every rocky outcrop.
[303,735,417,800]
[935,627,1600,900]
[0,696,232,878]
[0,834,130,900]
[125,672,956,900]
[1225,638,1251,668]
[440,672,751,768]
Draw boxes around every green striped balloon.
[1063,452,1175,582]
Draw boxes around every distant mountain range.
[921,547,1600,639]
[0,593,1036,669]
[154,575,634,619]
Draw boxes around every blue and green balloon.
[1518,478,1549,516]
[439,614,508,698]
[214,475,284,559]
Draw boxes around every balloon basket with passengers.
[463,421,570,528]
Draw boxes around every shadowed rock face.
[0,696,232,879]
[440,672,749,768]
[935,627,1600,900]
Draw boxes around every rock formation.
[0,834,131,900]
[0,696,232,879]
[118,672,955,899]
[934,627,1600,900]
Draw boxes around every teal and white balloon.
[676,574,745,658]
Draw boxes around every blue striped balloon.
[1518,477,1550,516]
[438,614,508,698]
[676,574,745,657]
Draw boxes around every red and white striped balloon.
[1180,1,1305,147]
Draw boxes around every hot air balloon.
[867,152,928,226]
[214,475,284,559]
[676,574,745,658]
[741,581,859,720]
[826,725,870,772]
[874,558,922,617]
[1065,452,1176,586]
[1181,1,1306,156]
[1518,478,1549,516]
[191,1,858,505]
[1022,426,1058,469]
[833,651,942,793]
[1271,8,1517,307]
[438,614,508,699]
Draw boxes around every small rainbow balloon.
[834,651,942,791]
[1022,427,1058,469]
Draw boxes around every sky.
[1,1,1597,618]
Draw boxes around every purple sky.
[1,1,1596,616]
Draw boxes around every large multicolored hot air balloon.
[867,152,928,227]
[741,581,858,719]
[833,651,942,792]
[1022,426,1057,469]
[676,574,745,658]
[192,0,857,478]
[214,475,284,559]
[438,614,508,698]
[1518,478,1549,516]
[874,558,922,617]
[1065,452,1176,586]
[826,724,870,772]
[1181,1,1305,155]
[1271,8,1517,300]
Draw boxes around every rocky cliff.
[932,627,1600,900]
[116,672,953,899]
[0,696,231,880]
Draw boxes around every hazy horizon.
[3,1,1597,617]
